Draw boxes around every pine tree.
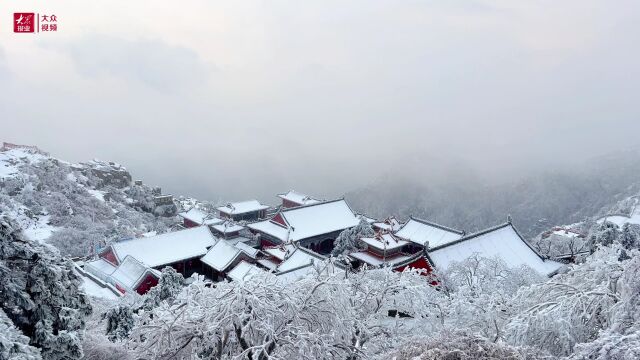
[105,306,135,342]
[621,223,640,250]
[0,216,92,359]
[589,221,621,248]
[0,309,42,360]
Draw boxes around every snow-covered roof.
[361,233,408,252]
[248,221,290,241]
[248,199,360,242]
[277,190,322,206]
[200,239,242,272]
[109,256,156,290]
[178,208,224,226]
[84,259,117,282]
[357,214,377,224]
[264,245,295,261]
[227,261,264,282]
[257,258,279,271]
[80,273,121,300]
[111,226,216,268]
[275,265,317,283]
[277,246,326,273]
[234,242,259,259]
[217,200,269,215]
[372,217,402,232]
[428,223,565,277]
[395,217,464,248]
[349,251,415,267]
[275,253,345,283]
[85,258,116,275]
[212,222,245,234]
[226,236,253,246]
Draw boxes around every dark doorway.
[317,239,334,254]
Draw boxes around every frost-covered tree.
[566,251,640,359]
[620,223,640,250]
[125,185,156,213]
[48,227,106,258]
[505,246,625,356]
[440,255,542,342]
[332,218,375,256]
[588,221,622,248]
[141,266,185,311]
[154,203,178,217]
[80,333,133,360]
[0,216,92,359]
[105,306,135,342]
[0,309,42,360]
[382,330,553,360]
[532,230,588,259]
[128,266,442,359]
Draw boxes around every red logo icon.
[14,13,35,33]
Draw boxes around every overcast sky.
[1,1,639,203]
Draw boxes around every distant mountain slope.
[528,193,640,259]
[346,151,640,238]
[0,145,178,257]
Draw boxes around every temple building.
[217,200,269,221]
[277,190,322,208]
[248,199,360,254]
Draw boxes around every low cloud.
[66,35,208,91]
[0,1,639,203]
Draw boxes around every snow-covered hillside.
[596,196,640,226]
[530,193,640,260]
[0,145,179,257]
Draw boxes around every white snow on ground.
[597,197,640,226]
[0,148,48,178]
[87,189,106,202]
[0,160,16,178]
[597,214,640,227]
[22,217,57,242]
[551,229,581,238]
[81,276,119,300]
[7,208,59,243]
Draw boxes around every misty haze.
[1,1,640,359]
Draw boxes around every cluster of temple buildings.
[82,190,565,296]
